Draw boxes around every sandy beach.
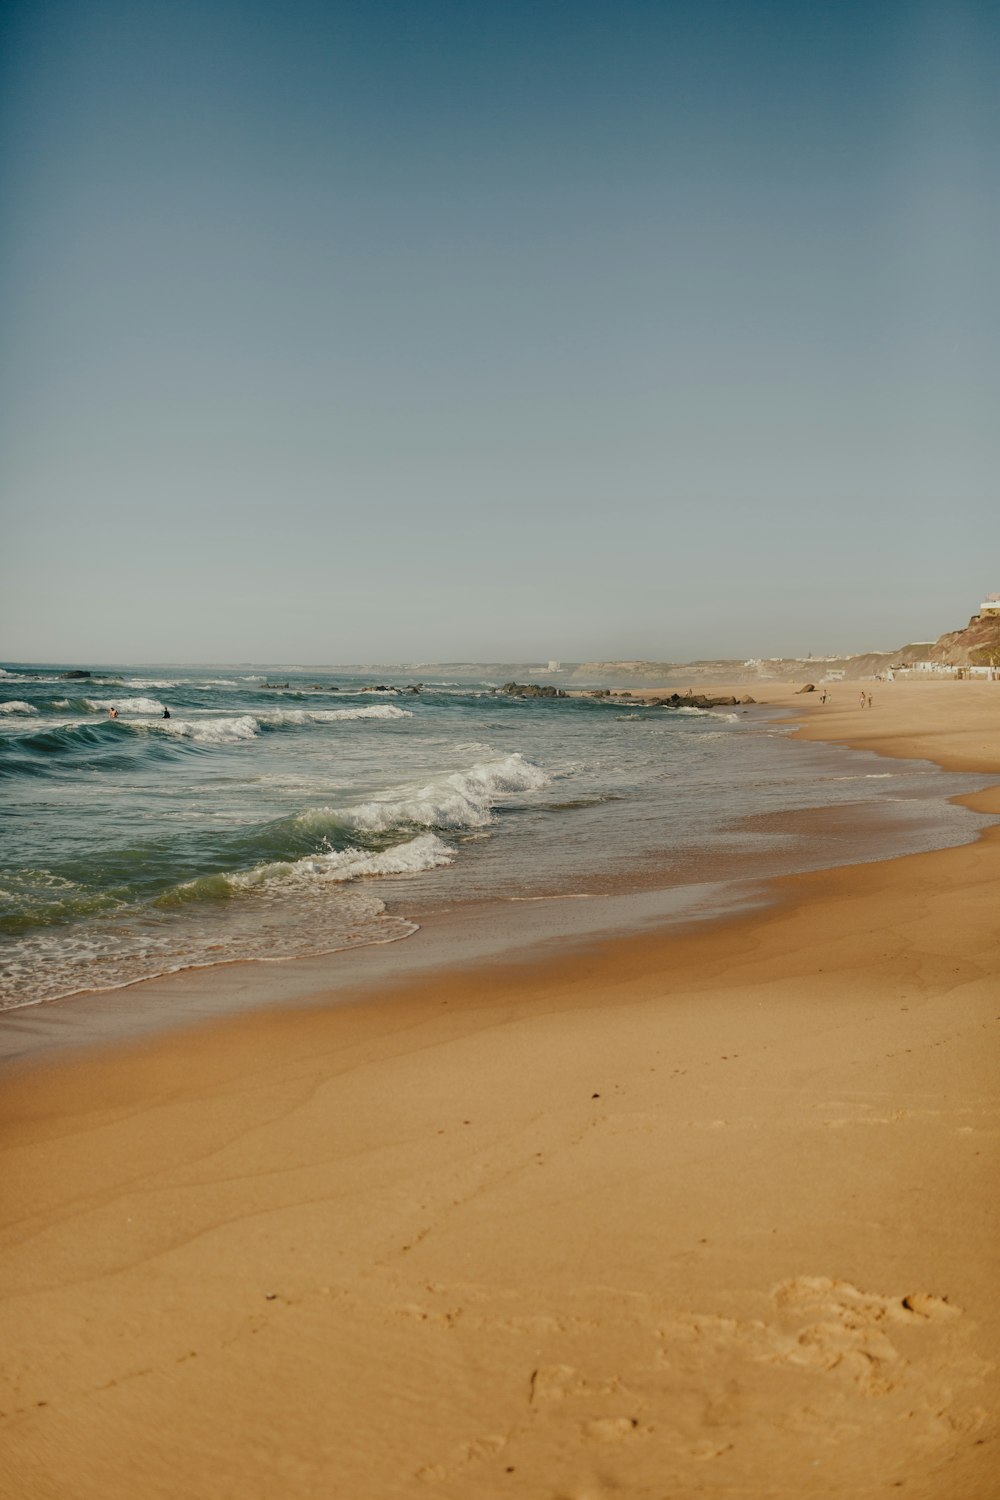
[1,679,998,1499]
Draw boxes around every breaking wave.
[293,752,551,838]
[255,705,412,726]
[158,716,261,744]
[85,696,167,715]
[163,832,455,906]
[153,704,412,743]
[674,706,740,722]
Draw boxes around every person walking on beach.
[859,691,866,709]
[867,693,873,709]
[820,690,827,704]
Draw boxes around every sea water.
[0,662,993,1014]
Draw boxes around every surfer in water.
[162,708,171,719]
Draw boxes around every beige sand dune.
[1,680,998,1498]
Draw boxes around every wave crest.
[258,705,413,725]
[297,752,551,838]
[158,715,261,744]
[85,696,166,715]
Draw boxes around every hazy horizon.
[0,638,957,673]
[2,0,996,664]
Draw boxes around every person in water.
[162,708,171,719]
[108,706,118,719]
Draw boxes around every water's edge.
[1,707,995,1068]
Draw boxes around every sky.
[1,0,997,665]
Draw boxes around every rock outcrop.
[653,692,753,710]
[496,681,568,698]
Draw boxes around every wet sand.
[1,679,998,1499]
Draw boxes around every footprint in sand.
[657,1276,967,1400]
[583,1415,643,1442]
[899,1291,960,1321]
[768,1277,963,1394]
[530,1363,584,1403]
[775,1275,960,1325]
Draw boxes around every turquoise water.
[0,662,992,1011]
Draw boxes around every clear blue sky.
[1,0,996,664]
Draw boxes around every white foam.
[156,715,261,744]
[11,716,82,732]
[0,701,37,715]
[259,705,413,726]
[300,752,551,837]
[673,706,739,724]
[829,772,896,782]
[0,885,416,1010]
[222,833,456,893]
[123,678,180,689]
[86,696,166,715]
[301,832,455,881]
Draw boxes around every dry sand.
[1,679,998,1499]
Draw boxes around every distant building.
[980,594,1000,617]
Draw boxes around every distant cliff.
[569,654,900,685]
[922,613,1000,667]
[572,609,1000,684]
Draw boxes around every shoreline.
[2,679,998,1497]
[1,685,994,1066]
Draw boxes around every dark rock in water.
[406,684,422,694]
[656,692,741,710]
[497,681,567,698]
[262,682,290,689]
[361,684,400,693]
[587,689,612,698]
[797,683,816,693]
[61,670,91,679]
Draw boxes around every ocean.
[0,662,993,1018]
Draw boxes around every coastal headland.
[1,680,998,1498]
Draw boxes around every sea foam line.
[150,704,412,743]
[256,705,413,725]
